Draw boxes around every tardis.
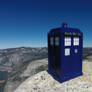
[48,23,83,82]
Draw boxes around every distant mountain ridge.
[0,47,92,73]
[0,47,48,74]
[0,47,92,72]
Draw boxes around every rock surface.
[4,58,48,92]
[14,60,92,92]
[20,58,48,78]
[0,47,47,73]
[1,47,47,92]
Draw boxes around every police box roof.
[49,23,83,37]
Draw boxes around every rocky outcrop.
[0,47,47,92]
[1,47,92,92]
[14,60,92,92]
[20,58,48,78]
[4,58,48,92]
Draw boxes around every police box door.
[63,36,73,76]
[63,35,82,76]
[72,36,82,73]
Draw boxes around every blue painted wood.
[48,25,83,82]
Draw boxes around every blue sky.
[0,0,92,49]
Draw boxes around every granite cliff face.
[0,47,48,92]
[4,58,48,92]
[0,47,91,92]
[14,60,92,92]
[13,48,92,92]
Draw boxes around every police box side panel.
[54,32,62,78]
[48,33,56,73]
[48,32,62,78]
[48,33,51,71]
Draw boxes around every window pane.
[55,37,59,46]
[50,37,54,45]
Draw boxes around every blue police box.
[48,23,83,82]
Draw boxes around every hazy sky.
[0,0,92,49]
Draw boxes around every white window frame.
[65,37,71,46]
[73,37,79,46]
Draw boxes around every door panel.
[63,35,82,76]
[63,36,73,76]
[48,33,61,78]
[72,37,82,73]
[48,34,56,73]
[54,34,61,77]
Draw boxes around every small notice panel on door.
[65,48,70,56]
